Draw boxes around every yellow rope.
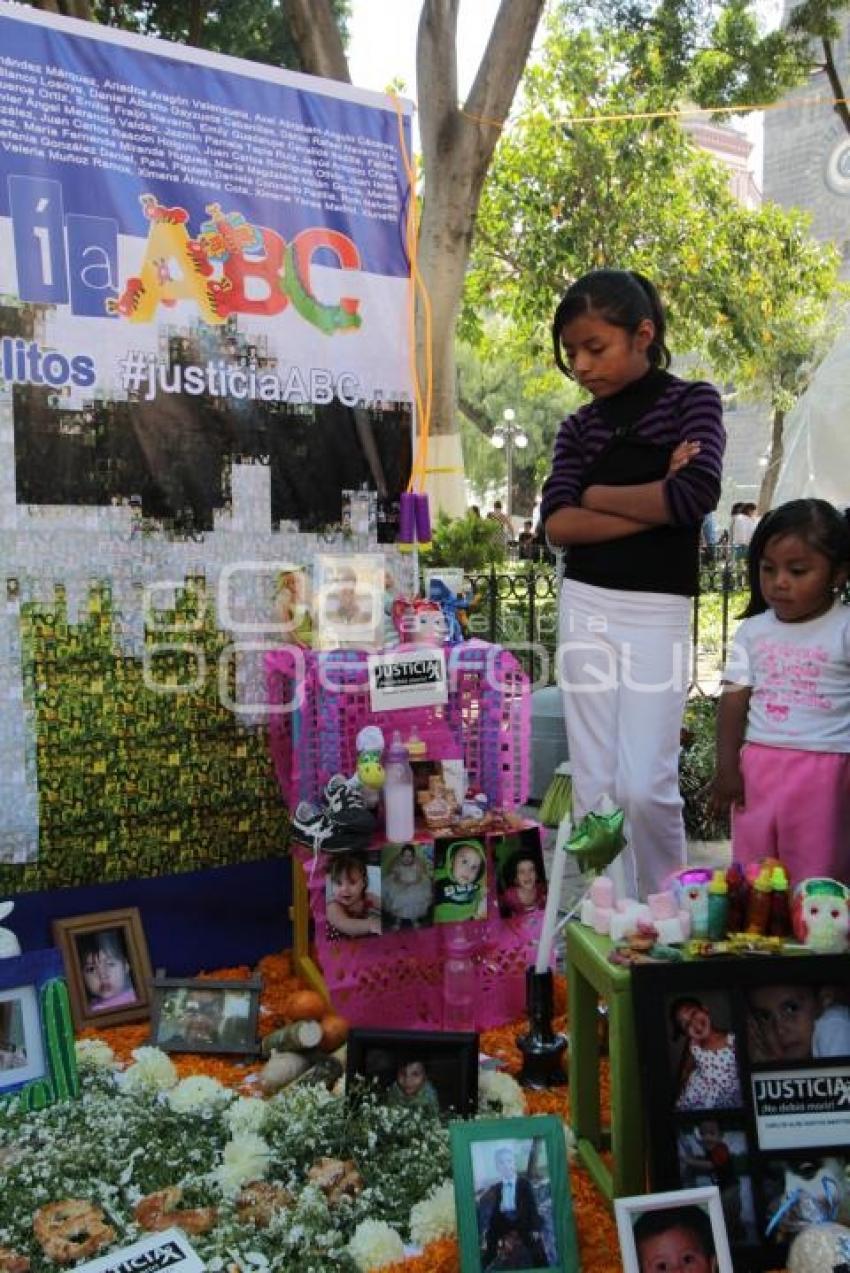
[460,91,850,133]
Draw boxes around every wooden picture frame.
[346,1027,479,1117]
[52,907,153,1030]
[632,952,850,1271]
[615,1185,733,1273]
[0,948,79,1109]
[450,1114,578,1273]
[150,975,261,1056]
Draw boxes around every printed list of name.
[0,56,400,221]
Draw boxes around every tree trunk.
[758,405,786,513]
[31,0,94,18]
[280,0,351,82]
[415,0,545,513]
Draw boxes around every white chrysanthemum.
[409,1178,456,1246]
[477,1069,525,1117]
[213,1132,272,1197]
[74,1038,116,1071]
[224,1095,268,1138]
[167,1074,228,1114]
[122,1046,178,1093]
[348,1219,405,1271]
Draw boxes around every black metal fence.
[460,549,751,694]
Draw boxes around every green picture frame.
[450,1114,578,1273]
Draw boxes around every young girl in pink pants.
[710,499,850,886]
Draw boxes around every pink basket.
[265,640,530,810]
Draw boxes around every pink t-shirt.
[724,602,850,752]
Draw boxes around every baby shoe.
[291,800,371,854]
[322,775,375,836]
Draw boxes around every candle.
[535,815,571,974]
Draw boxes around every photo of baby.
[325,853,382,939]
[746,982,850,1063]
[433,838,487,923]
[0,986,44,1090]
[381,842,434,931]
[631,1204,719,1273]
[351,1033,477,1115]
[677,1120,757,1245]
[75,928,138,1014]
[667,993,743,1112]
[495,833,548,919]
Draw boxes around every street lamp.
[490,407,528,524]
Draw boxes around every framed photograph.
[614,1185,733,1273]
[346,1027,478,1116]
[313,553,385,651]
[632,952,850,1271]
[150,976,261,1055]
[450,1114,578,1273]
[52,907,153,1030]
[0,948,79,1108]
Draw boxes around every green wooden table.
[566,922,646,1203]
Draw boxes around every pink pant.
[732,743,850,886]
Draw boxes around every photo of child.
[677,1121,757,1245]
[314,555,384,651]
[433,838,487,923]
[631,1204,719,1273]
[746,983,850,1062]
[75,928,138,1013]
[157,987,255,1051]
[325,854,382,939]
[385,1057,440,1111]
[381,842,434,931]
[668,994,743,1112]
[499,849,547,918]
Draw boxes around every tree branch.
[458,395,495,436]
[821,36,850,135]
[416,0,460,164]
[281,0,351,82]
[465,0,545,142]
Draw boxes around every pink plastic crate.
[291,835,551,1031]
[265,640,530,811]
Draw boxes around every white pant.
[558,578,691,898]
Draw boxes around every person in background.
[541,268,725,898]
[487,500,513,543]
[709,498,850,886]
[731,502,758,559]
[517,520,537,560]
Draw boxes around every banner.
[0,3,413,531]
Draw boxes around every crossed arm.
[545,441,700,546]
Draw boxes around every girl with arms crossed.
[542,269,725,897]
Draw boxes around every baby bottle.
[442,923,477,1032]
[383,731,415,841]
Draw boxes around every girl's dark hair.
[743,498,850,618]
[502,850,540,889]
[77,929,128,964]
[551,269,671,378]
[668,995,706,1039]
[330,853,367,884]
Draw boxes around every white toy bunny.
[0,901,22,958]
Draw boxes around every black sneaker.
[291,800,371,854]
[323,775,375,835]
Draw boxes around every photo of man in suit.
[477,1143,551,1270]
